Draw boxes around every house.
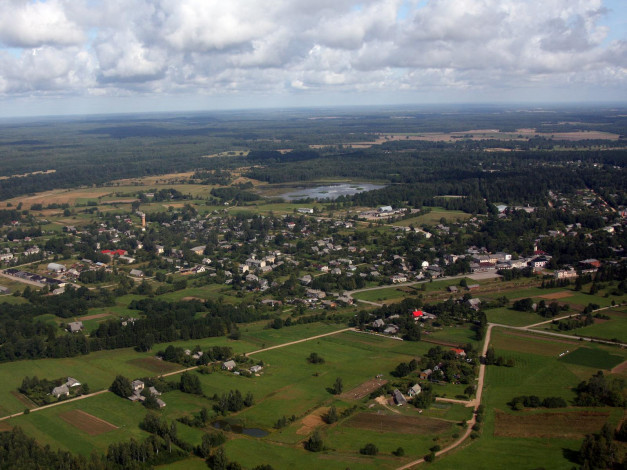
[393,389,407,406]
[51,384,70,398]
[448,285,458,293]
[383,325,399,335]
[148,386,161,396]
[222,360,237,371]
[390,274,408,283]
[466,298,481,311]
[378,206,394,213]
[66,377,81,387]
[155,245,165,254]
[67,321,84,333]
[452,348,466,357]
[131,380,145,392]
[191,245,206,255]
[250,365,263,374]
[130,269,144,277]
[372,319,385,328]
[297,208,314,214]
[408,384,422,397]
[419,369,432,380]
[156,398,166,408]
[118,255,136,264]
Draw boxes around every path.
[396,324,493,469]
[246,328,354,356]
[0,390,109,422]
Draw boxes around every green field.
[485,307,543,326]
[558,347,624,370]
[352,286,412,302]
[392,208,472,226]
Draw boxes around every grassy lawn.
[558,347,624,370]
[393,208,472,226]
[425,324,480,348]
[353,287,412,302]
[485,307,543,326]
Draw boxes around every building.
[67,321,84,333]
[51,384,70,398]
[47,263,66,273]
[222,360,237,371]
[393,389,407,406]
[130,269,144,277]
[408,384,422,397]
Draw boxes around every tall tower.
[141,212,146,229]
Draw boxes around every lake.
[279,183,384,201]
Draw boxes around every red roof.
[452,348,465,355]
[101,249,127,256]
[412,310,423,317]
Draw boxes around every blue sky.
[0,0,625,117]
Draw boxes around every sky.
[0,0,625,117]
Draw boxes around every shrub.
[360,443,378,456]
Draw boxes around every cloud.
[0,0,86,48]
[0,0,624,107]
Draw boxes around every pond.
[212,419,269,437]
[279,182,384,201]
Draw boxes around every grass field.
[558,347,624,370]
[485,307,543,326]
[540,310,627,342]
[392,208,472,226]
[352,287,412,302]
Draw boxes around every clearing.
[58,410,118,436]
[296,407,327,435]
[126,357,182,374]
[539,291,573,300]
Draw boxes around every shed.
[222,360,237,371]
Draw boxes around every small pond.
[212,420,269,437]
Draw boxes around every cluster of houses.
[222,360,264,376]
[128,379,166,408]
[51,377,81,398]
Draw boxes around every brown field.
[0,169,57,180]
[58,409,118,436]
[296,407,328,435]
[10,391,36,409]
[340,378,388,401]
[494,410,609,439]
[311,129,621,150]
[127,357,182,374]
[0,422,13,432]
[345,412,451,434]
[540,291,573,300]
[611,360,627,375]
[77,313,112,321]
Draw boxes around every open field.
[392,208,472,226]
[494,410,610,439]
[58,409,118,436]
[485,307,543,326]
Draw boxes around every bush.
[424,452,435,462]
[393,447,405,456]
[360,443,378,455]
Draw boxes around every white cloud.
[0,0,624,109]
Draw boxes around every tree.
[305,430,324,452]
[325,405,338,424]
[180,372,202,395]
[110,375,132,398]
[307,352,325,364]
[331,377,343,395]
[207,447,228,470]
